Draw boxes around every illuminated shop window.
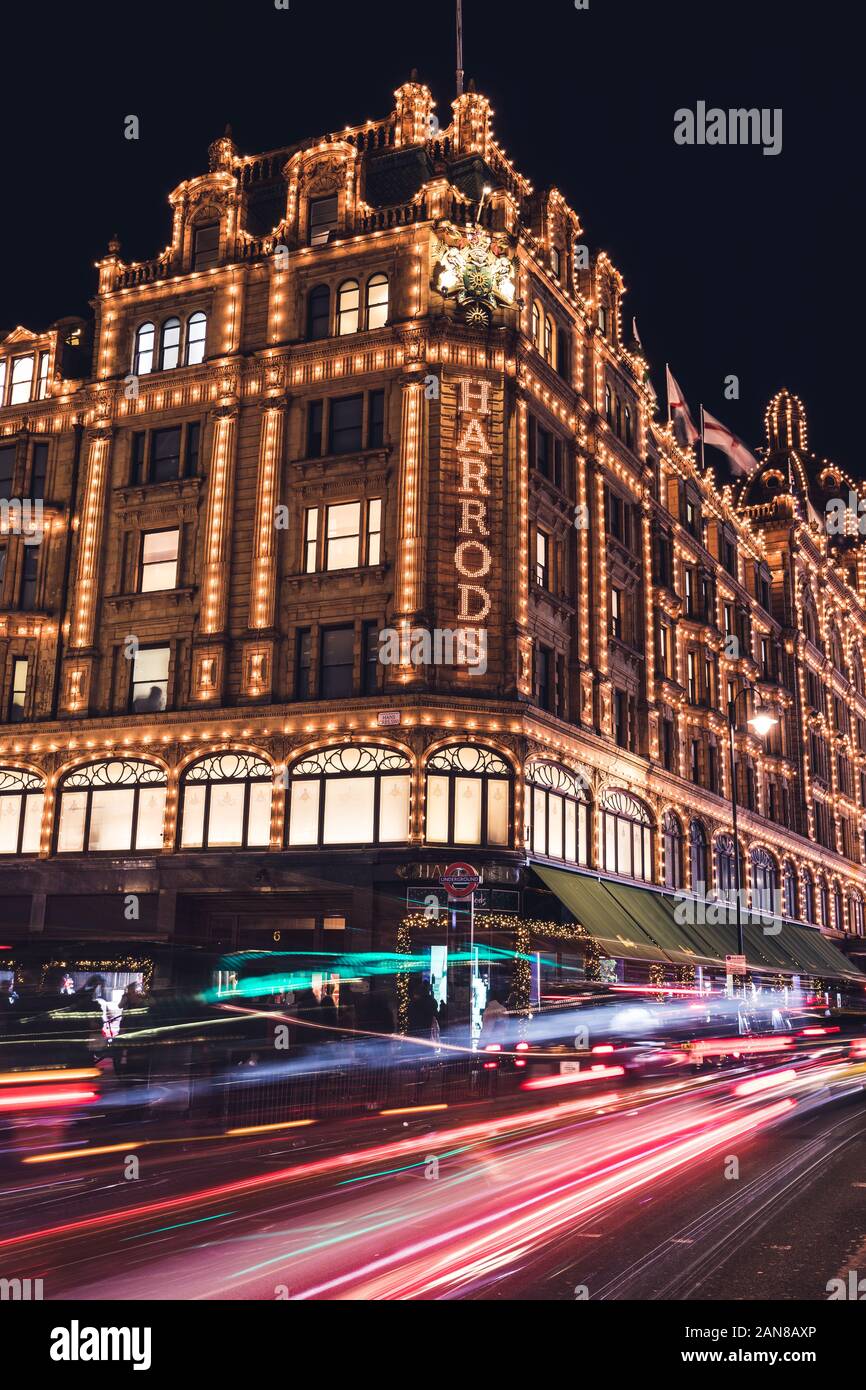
[140,529,180,592]
[425,744,511,848]
[0,767,43,855]
[526,761,590,866]
[287,745,410,847]
[133,323,155,375]
[365,273,389,329]
[56,760,167,854]
[180,752,273,850]
[600,789,653,883]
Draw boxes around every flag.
[632,316,643,348]
[701,408,758,476]
[665,366,700,446]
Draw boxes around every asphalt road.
[2,1055,864,1300]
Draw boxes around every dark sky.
[4,1,859,467]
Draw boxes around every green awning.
[603,881,720,967]
[533,865,863,981]
[533,867,669,962]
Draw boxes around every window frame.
[179,752,273,851]
[54,759,168,855]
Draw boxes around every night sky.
[4,0,859,468]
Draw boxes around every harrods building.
[0,76,863,992]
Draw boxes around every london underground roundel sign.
[441,862,480,898]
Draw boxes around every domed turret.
[765,389,808,453]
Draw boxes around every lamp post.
[726,684,778,968]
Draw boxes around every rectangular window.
[185,422,201,477]
[366,498,382,565]
[20,545,39,610]
[325,501,361,570]
[536,646,550,710]
[321,626,354,699]
[130,645,169,712]
[0,360,6,404]
[307,401,324,457]
[30,442,48,498]
[192,222,220,270]
[324,777,375,843]
[611,586,622,639]
[368,389,385,448]
[536,530,549,588]
[295,629,312,701]
[131,432,147,484]
[0,445,16,501]
[363,620,380,695]
[9,657,28,722]
[140,529,180,592]
[329,395,364,454]
[659,622,670,677]
[9,355,35,406]
[308,195,339,246]
[304,508,318,573]
[151,427,182,482]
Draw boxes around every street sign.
[377,710,401,726]
[726,954,747,973]
[440,861,480,898]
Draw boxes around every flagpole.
[700,405,706,471]
[456,0,464,97]
[665,362,671,424]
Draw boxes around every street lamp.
[726,685,778,969]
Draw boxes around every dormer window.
[192,222,220,271]
[308,196,339,246]
[10,354,35,405]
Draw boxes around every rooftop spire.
[456,0,464,97]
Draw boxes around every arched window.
[531,302,541,347]
[833,882,844,931]
[782,860,797,918]
[818,875,830,928]
[850,892,864,936]
[598,303,608,335]
[425,744,511,848]
[689,819,708,896]
[624,405,634,450]
[159,317,181,371]
[365,273,389,330]
[662,810,684,890]
[802,869,815,924]
[337,279,360,336]
[716,834,742,901]
[180,752,272,850]
[851,648,864,695]
[751,847,777,915]
[829,625,844,673]
[0,768,43,855]
[526,761,590,865]
[307,285,331,340]
[600,789,653,882]
[133,322,155,375]
[604,384,613,423]
[544,316,553,363]
[287,744,410,846]
[802,591,820,649]
[185,311,207,365]
[56,760,166,853]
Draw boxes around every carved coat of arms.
[432,222,516,325]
